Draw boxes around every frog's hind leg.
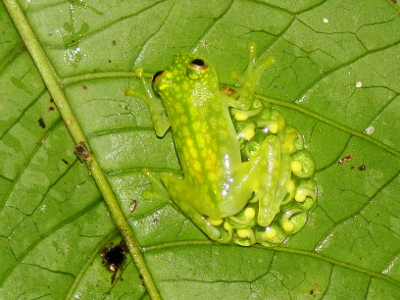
[141,168,172,203]
[258,134,292,228]
[162,172,235,242]
[142,169,228,242]
[244,134,287,227]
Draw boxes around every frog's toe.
[295,187,317,203]
[234,228,256,246]
[256,225,285,246]
[290,151,316,179]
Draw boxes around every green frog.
[125,44,316,246]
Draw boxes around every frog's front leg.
[142,169,232,243]
[223,42,275,110]
[125,69,170,137]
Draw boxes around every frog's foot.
[231,107,262,122]
[290,151,316,179]
[211,177,317,247]
[236,123,256,140]
[233,43,275,110]
[141,168,171,203]
[233,203,309,247]
[212,200,305,247]
[210,203,258,246]
[224,43,275,111]
[214,201,295,246]
[252,177,317,247]
[295,186,317,203]
[124,69,153,101]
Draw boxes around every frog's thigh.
[160,173,221,240]
[257,135,290,227]
[230,134,276,197]
[237,135,285,227]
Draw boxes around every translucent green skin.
[126,46,317,246]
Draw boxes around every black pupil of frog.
[191,59,205,66]
[152,71,164,85]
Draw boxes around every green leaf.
[1,0,400,299]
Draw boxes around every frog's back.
[154,53,242,218]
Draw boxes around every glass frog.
[125,43,317,247]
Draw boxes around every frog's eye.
[187,59,208,79]
[152,70,164,86]
[188,59,208,71]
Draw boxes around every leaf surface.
[1,0,400,299]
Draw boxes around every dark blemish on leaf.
[112,40,116,45]
[153,217,159,224]
[38,118,46,128]
[48,107,55,112]
[62,159,69,165]
[338,155,353,164]
[82,85,88,90]
[310,283,319,295]
[74,141,91,162]
[129,200,138,213]
[50,98,54,103]
[358,165,366,171]
[101,241,128,284]
[139,274,144,280]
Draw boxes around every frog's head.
[151,53,219,99]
